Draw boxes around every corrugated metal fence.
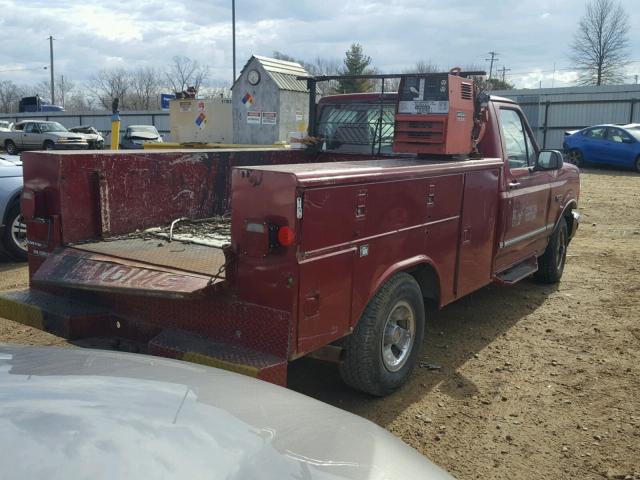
[493,84,640,149]
[0,110,171,141]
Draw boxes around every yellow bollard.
[110,113,121,150]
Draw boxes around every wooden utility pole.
[48,35,55,104]
[232,0,236,85]
[485,51,499,79]
[499,66,511,83]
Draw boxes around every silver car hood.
[0,345,453,480]
[0,161,23,177]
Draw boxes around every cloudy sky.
[0,0,639,90]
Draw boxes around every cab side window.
[607,128,632,143]
[499,108,535,169]
[24,123,37,133]
[584,127,606,139]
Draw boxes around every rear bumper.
[0,287,290,386]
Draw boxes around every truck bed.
[71,217,231,277]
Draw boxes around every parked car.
[69,125,105,149]
[120,125,163,149]
[0,345,455,480]
[0,121,12,132]
[563,123,640,172]
[0,121,88,155]
[0,155,25,260]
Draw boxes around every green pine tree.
[333,43,375,94]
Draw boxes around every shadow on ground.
[288,278,559,427]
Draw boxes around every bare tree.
[64,91,96,112]
[87,68,131,110]
[570,0,630,85]
[129,67,161,110]
[165,56,208,95]
[0,80,27,113]
[411,60,440,74]
[35,75,76,107]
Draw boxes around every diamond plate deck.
[73,237,227,277]
[149,328,288,385]
[0,288,109,339]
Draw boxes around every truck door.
[604,127,636,166]
[495,107,553,272]
[22,122,41,148]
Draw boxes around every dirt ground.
[1,167,638,479]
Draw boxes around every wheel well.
[3,193,21,225]
[407,263,440,306]
[563,204,577,240]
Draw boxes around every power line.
[0,66,48,74]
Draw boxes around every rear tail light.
[243,221,296,257]
[277,226,295,246]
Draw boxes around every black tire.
[567,149,583,167]
[5,140,19,155]
[635,156,640,173]
[43,140,55,150]
[2,202,27,261]
[339,272,425,396]
[535,217,568,284]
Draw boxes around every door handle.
[508,181,521,190]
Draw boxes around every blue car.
[563,124,640,172]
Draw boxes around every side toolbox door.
[297,187,355,355]
[495,107,552,271]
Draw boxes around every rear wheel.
[635,156,640,173]
[2,203,27,261]
[43,140,55,150]
[339,272,425,396]
[535,218,568,284]
[567,149,583,167]
[5,140,18,155]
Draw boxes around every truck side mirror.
[534,150,563,171]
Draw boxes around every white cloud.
[0,0,638,91]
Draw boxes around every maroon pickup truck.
[0,73,579,396]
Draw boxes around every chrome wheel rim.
[11,214,27,253]
[568,150,581,166]
[381,300,415,372]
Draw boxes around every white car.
[0,345,455,479]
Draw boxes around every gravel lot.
[1,168,638,479]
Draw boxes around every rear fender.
[365,255,443,315]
